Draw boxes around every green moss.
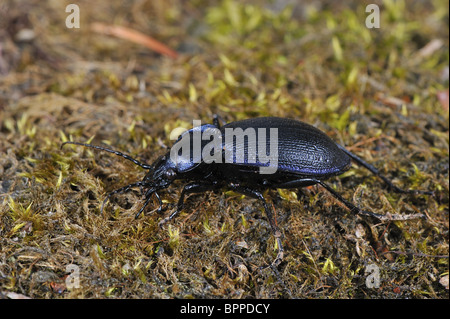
[0,0,448,299]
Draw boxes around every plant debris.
[0,0,448,299]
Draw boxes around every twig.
[91,22,178,59]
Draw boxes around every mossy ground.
[0,0,448,299]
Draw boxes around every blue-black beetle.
[62,116,432,266]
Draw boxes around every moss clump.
[0,0,448,299]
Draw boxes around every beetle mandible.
[62,116,432,266]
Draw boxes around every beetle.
[62,116,432,266]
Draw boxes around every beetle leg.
[336,144,433,195]
[212,114,226,128]
[228,184,284,268]
[134,189,156,218]
[312,179,387,219]
[154,192,164,214]
[134,188,165,219]
[276,178,387,219]
[100,181,145,215]
[158,182,216,227]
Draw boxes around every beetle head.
[142,153,178,190]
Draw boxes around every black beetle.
[62,116,432,266]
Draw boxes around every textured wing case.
[221,117,350,177]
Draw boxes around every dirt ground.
[0,0,448,299]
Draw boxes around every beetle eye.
[165,169,176,179]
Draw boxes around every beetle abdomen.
[221,117,351,177]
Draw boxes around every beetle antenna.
[61,141,153,170]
